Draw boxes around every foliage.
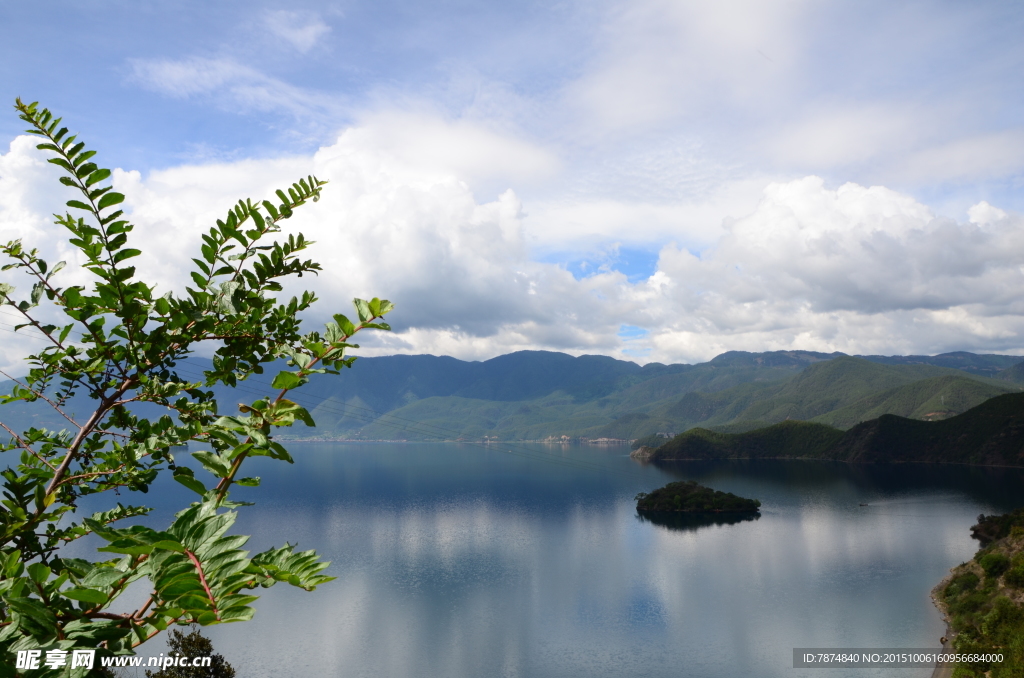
[634,480,760,513]
[809,374,1015,429]
[649,420,844,462]
[977,552,1011,579]
[144,626,235,678]
[970,509,1024,546]
[0,100,394,673]
[940,516,1024,677]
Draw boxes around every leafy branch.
[0,100,394,666]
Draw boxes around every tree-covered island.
[635,481,761,513]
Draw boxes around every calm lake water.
[113,443,1024,677]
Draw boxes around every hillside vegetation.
[936,509,1024,676]
[810,374,1013,429]
[636,420,845,462]
[1,350,1020,442]
[646,392,1024,467]
[342,353,1017,440]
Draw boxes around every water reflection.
[98,443,1024,678]
[635,510,761,532]
[654,459,1024,511]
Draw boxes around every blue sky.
[2,1,1024,366]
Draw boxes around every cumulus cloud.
[2,120,1023,374]
[638,177,1024,358]
[0,137,96,371]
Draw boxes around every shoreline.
[633,452,1024,469]
[929,572,956,678]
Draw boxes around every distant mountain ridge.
[1,349,1021,442]
[858,351,1020,376]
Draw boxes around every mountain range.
[2,349,1021,442]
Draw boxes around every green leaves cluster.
[0,100,394,673]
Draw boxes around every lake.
[134,442,1024,677]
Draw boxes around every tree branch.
[0,421,57,471]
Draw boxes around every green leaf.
[270,371,303,390]
[62,587,108,604]
[151,540,186,553]
[173,467,209,496]
[29,281,44,305]
[48,260,66,278]
[272,399,315,427]
[112,248,142,263]
[66,141,86,159]
[192,451,231,477]
[236,477,261,487]
[27,562,51,584]
[333,313,356,337]
[354,298,372,322]
[85,168,111,186]
[216,281,240,313]
[7,597,58,632]
[66,199,92,211]
[97,192,125,210]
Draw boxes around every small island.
[635,480,761,513]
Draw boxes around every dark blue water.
[89,443,1024,677]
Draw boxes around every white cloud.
[127,57,248,98]
[637,177,1024,359]
[3,118,1024,374]
[555,0,1024,193]
[0,137,97,372]
[262,10,332,53]
[127,57,342,120]
[565,0,807,131]
[890,130,1024,184]
[335,111,559,190]
[763,105,923,169]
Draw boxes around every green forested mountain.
[1,350,1021,442]
[809,374,1013,429]
[647,356,987,432]
[997,360,1024,384]
[646,392,1024,467]
[636,421,845,462]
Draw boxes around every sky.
[2,0,1024,369]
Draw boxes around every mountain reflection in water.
[93,443,1024,678]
